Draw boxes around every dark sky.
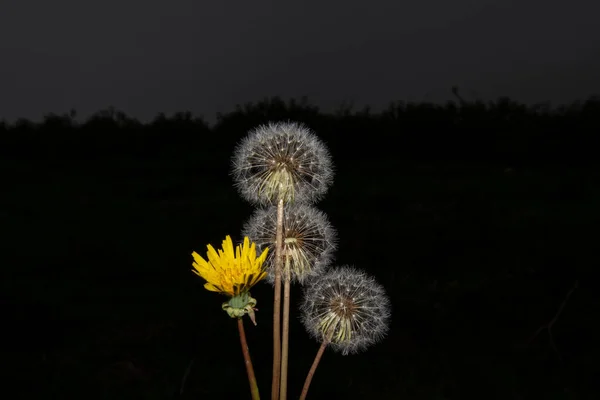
[1,0,599,124]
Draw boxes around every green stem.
[238,318,260,400]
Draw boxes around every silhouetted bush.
[2,94,600,167]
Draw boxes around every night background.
[2,1,600,399]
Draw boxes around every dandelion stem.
[271,198,284,400]
[238,318,260,400]
[299,336,330,400]
[280,258,291,400]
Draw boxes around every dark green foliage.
[2,96,599,399]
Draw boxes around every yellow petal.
[248,240,256,263]
[191,253,211,279]
[204,282,223,293]
[223,235,235,261]
[242,237,250,262]
[205,244,221,268]
[191,251,209,268]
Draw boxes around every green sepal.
[222,292,258,325]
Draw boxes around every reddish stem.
[238,318,260,400]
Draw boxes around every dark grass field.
[3,153,600,399]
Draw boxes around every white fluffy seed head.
[242,203,337,284]
[231,121,334,206]
[300,266,391,355]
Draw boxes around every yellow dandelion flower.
[192,235,269,324]
[192,235,269,297]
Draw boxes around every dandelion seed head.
[242,203,336,284]
[300,266,391,355]
[231,121,334,205]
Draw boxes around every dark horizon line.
[2,91,600,127]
